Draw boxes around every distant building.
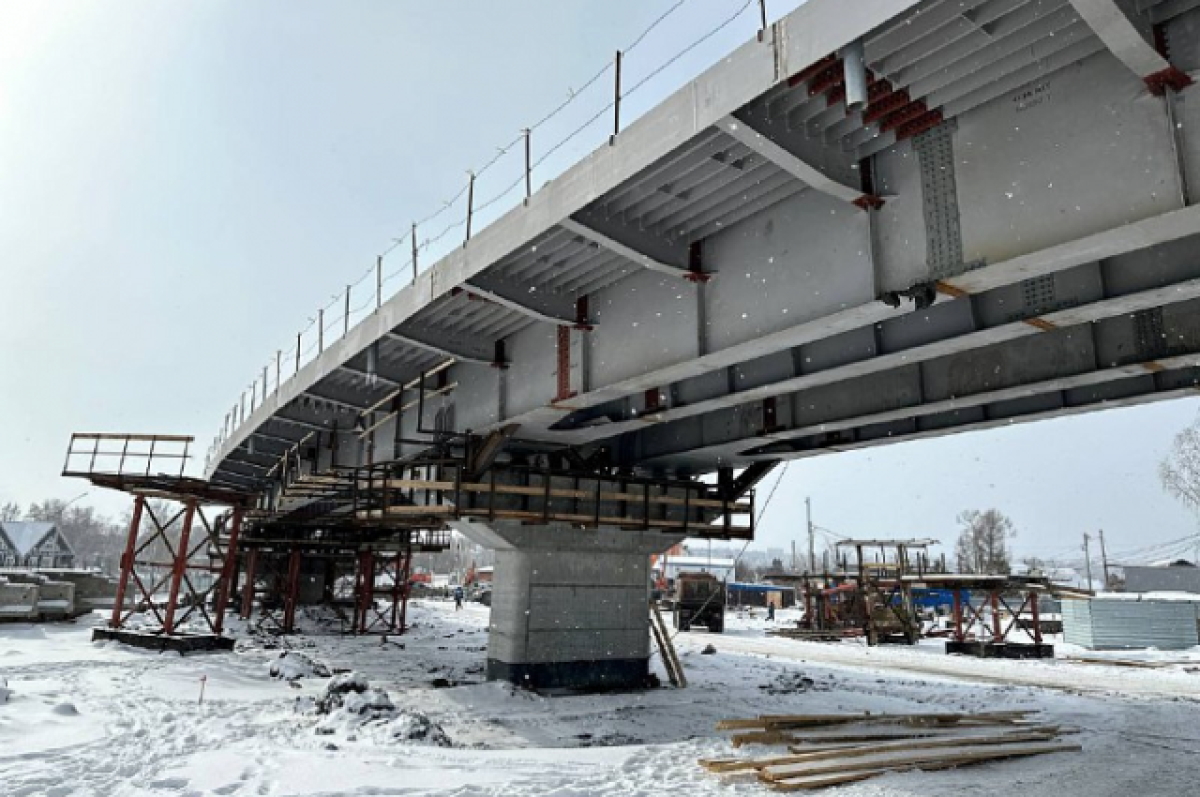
[0,522,75,568]
[1124,561,1200,594]
[656,555,735,583]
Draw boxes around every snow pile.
[312,671,451,747]
[315,671,372,713]
[268,651,331,681]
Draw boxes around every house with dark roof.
[0,522,75,568]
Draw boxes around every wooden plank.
[384,505,752,535]
[717,710,1033,732]
[708,729,1061,773]
[766,768,890,792]
[778,731,1059,766]
[767,747,1078,791]
[359,477,743,510]
[761,741,1081,782]
[732,731,799,748]
[785,724,1063,746]
[649,604,687,688]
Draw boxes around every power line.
[218,0,769,448]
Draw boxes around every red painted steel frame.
[108,495,242,638]
[353,546,414,635]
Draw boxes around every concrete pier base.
[454,521,681,691]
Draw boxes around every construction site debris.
[701,710,1080,790]
[268,651,331,681]
[306,670,452,747]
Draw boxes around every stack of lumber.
[699,710,1080,791]
[1062,655,1180,669]
[766,627,863,642]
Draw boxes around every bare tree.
[1161,417,1200,512]
[954,509,1016,574]
[734,558,757,582]
[0,502,20,521]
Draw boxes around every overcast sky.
[2,1,1197,565]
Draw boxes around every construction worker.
[454,584,464,611]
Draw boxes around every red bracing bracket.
[787,54,838,88]
[807,60,846,97]
[555,326,575,402]
[853,195,885,210]
[896,109,944,141]
[863,89,913,126]
[1146,66,1194,95]
[1148,23,1195,95]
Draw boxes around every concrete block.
[0,580,39,621]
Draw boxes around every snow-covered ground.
[2,602,1199,796]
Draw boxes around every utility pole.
[1098,529,1111,591]
[1082,532,1094,590]
[806,497,815,574]
[791,540,796,572]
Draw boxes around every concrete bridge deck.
[206,0,1200,493]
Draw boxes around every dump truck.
[672,572,725,632]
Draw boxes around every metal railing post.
[464,172,476,244]
[612,50,622,143]
[411,224,418,283]
[523,128,532,203]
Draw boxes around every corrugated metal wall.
[1124,566,1200,594]
[1062,598,1200,650]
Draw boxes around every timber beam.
[337,364,402,388]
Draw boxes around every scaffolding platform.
[92,627,235,654]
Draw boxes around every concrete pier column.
[453,520,681,691]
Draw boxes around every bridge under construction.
[69,0,1200,689]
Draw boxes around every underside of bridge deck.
[198,0,1200,688]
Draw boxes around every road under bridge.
[198,0,1200,688]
